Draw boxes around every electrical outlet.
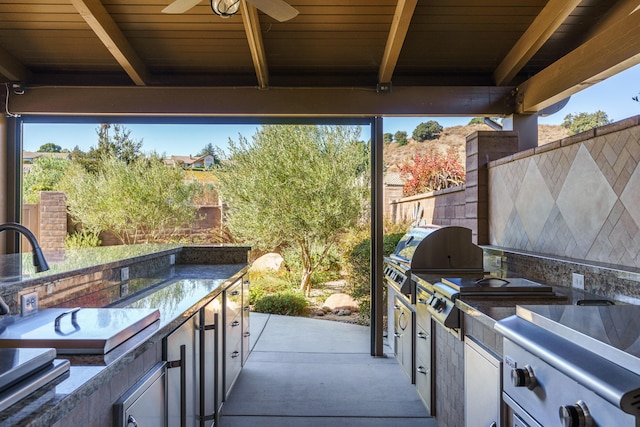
[572,273,585,290]
[121,267,130,281]
[21,291,38,316]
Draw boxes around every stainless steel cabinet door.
[200,296,223,426]
[114,363,167,427]
[464,337,502,427]
[165,313,199,427]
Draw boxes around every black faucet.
[0,222,50,273]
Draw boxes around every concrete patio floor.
[220,313,437,427]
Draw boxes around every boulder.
[250,253,284,273]
[322,293,359,312]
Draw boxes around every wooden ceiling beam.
[378,0,418,84]
[8,85,514,117]
[516,8,640,113]
[584,0,639,40]
[0,46,32,83]
[69,0,150,86]
[493,0,581,86]
[241,1,269,89]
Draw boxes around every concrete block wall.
[388,130,520,244]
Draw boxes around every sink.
[0,308,160,354]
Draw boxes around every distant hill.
[384,123,569,170]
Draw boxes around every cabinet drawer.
[225,332,242,395]
[415,354,432,413]
[242,329,250,365]
[226,311,242,331]
[415,323,431,361]
[226,281,243,321]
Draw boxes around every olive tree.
[217,124,369,296]
[61,154,199,244]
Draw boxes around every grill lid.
[390,226,483,271]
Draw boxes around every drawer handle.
[393,332,401,338]
[127,415,139,427]
[231,351,240,358]
[417,298,429,305]
[244,332,250,337]
[417,332,428,340]
[243,306,250,311]
[417,366,428,375]
[230,290,240,296]
[393,304,401,310]
[231,320,240,327]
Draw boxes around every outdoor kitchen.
[383,117,640,427]
[0,244,251,426]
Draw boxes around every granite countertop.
[0,262,248,426]
[456,284,618,328]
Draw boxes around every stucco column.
[465,131,519,244]
[503,114,538,151]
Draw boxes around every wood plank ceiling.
[0,0,639,117]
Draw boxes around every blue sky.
[23,64,640,157]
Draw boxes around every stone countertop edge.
[0,245,184,295]
[456,285,597,329]
[0,262,249,427]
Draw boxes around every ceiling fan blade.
[246,0,299,22]
[162,0,202,14]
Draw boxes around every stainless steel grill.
[496,304,640,426]
[384,225,485,301]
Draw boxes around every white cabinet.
[464,337,502,427]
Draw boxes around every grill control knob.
[431,297,445,312]
[559,400,592,427]
[511,365,537,389]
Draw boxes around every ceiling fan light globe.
[211,0,240,17]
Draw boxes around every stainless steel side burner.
[0,307,160,354]
[412,276,558,336]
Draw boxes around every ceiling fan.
[162,0,299,22]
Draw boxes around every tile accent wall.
[488,116,640,270]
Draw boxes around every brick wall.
[25,193,223,249]
[38,192,67,251]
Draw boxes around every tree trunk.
[300,268,312,297]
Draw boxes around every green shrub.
[65,230,102,249]
[253,290,309,316]
[248,270,296,305]
[339,222,409,324]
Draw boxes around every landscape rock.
[250,253,284,273]
[322,293,359,312]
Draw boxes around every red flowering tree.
[399,150,465,196]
